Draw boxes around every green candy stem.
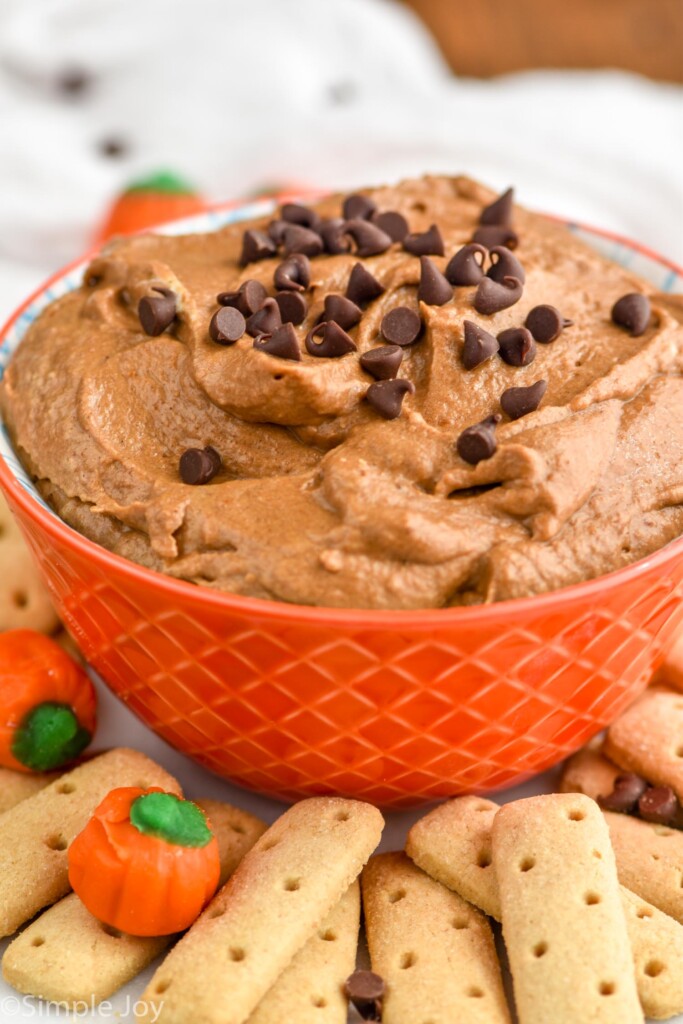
[11,702,91,772]
[130,792,213,848]
[124,170,197,196]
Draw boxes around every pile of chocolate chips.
[173,184,653,484]
[598,772,683,829]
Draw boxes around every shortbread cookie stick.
[2,799,266,1005]
[559,740,622,801]
[0,491,58,633]
[493,794,642,1024]
[363,852,510,1024]
[138,797,384,1024]
[195,799,268,887]
[605,810,683,923]
[406,795,500,917]
[0,766,60,814]
[620,887,683,1022]
[604,686,683,801]
[0,748,180,937]
[408,795,683,1020]
[2,894,169,1004]
[248,882,360,1024]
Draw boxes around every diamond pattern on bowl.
[12,524,674,806]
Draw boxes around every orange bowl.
[1,201,682,807]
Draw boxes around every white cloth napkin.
[0,0,681,325]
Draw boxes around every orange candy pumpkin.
[94,171,206,244]
[68,787,221,936]
[0,629,96,773]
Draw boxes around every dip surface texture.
[2,176,682,609]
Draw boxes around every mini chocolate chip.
[365,378,415,420]
[209,306,246,345]
[346,263,385,306]
[479,187,514,227]
[275,291,308,326]
[639,785,680,826]
[445,243,487,286]
[497,326,536,366]
[253,322,301,361]
[474,275,523,315]
[462,321,498,369]
[372,210,409,242]
[381,307,423,347]
[525,304,572,343]
[343,194,377,221]
[274,253,311,292]
[241,230,277,265]
[598,773,649,815]
[246,298,282,338]
[217,290,240,307]
[267,219,291,245]
[403,223,445,257]
[487,245,526,285]
[344,970,385,1021]
[179,446,222,485]
[343,219,393,257]
[280,203,321,230]
[305,321,357,358]
[283,225,324,258]
[323,294,362,330]
[418,256,453,306]
[500,379,547,419]
[138,292,176,336]
[319,218,350,255]
[58,68,91,96]
[456,415,501,465]
[612,293,651,336]
[472,225,519,250]
[240,280,268,315]
[98,136,127,158]
[217,279,268,316]
[360,345,403,381]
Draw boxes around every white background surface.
[0,0,681,1020]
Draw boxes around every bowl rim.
[0,201,681,628]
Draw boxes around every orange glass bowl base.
[1,205,681,807]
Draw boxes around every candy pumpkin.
[0,629,96,773]
[94,171,206,244]
[68,787,221,936]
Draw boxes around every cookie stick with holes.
[0,748,181,938]
[604,811,683,924]
[559,739,622,801]
[362,852,510,1024]
[138,796,383,1024]
[247,882,360,1024]
[1,799,267,1006]
[0,492,58,633]
[493,794,642,1024]
[407,795,683,1021]
[0,767,61,814]
[603,686,683,801]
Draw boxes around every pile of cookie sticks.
[1,673,683,1022]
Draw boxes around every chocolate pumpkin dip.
[2,176,682,609]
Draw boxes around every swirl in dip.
[2,176,682,609]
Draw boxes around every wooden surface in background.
[404,0,683,82]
